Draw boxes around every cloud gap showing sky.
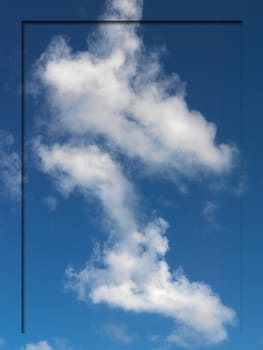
[32,0,237,347]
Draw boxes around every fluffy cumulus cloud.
[34,3,236,180]
[33,0,237,347]
[0,130,20,199]
[35,142,235,346]
[36,142,137,233]
[104,0,143,19]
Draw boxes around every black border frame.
[21,19,243,335]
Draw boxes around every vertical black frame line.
[21,19,25,334]
[21,19,243,334]
[240,22,244,334]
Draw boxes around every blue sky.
[0,0,263,349]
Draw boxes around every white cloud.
[43,195,58,211]
[67,243,235,346]
[23,339,73,350]
[104,0,143,19]
[33,0,237,347]
[36,142,235,347]
[103,323,133,344]
[0,129,20,200]
[34,0,236,182]
[25,341,53,350]
[36,142,137,233]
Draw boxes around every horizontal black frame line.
[21,19,243,335]
[22,19,242,24]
